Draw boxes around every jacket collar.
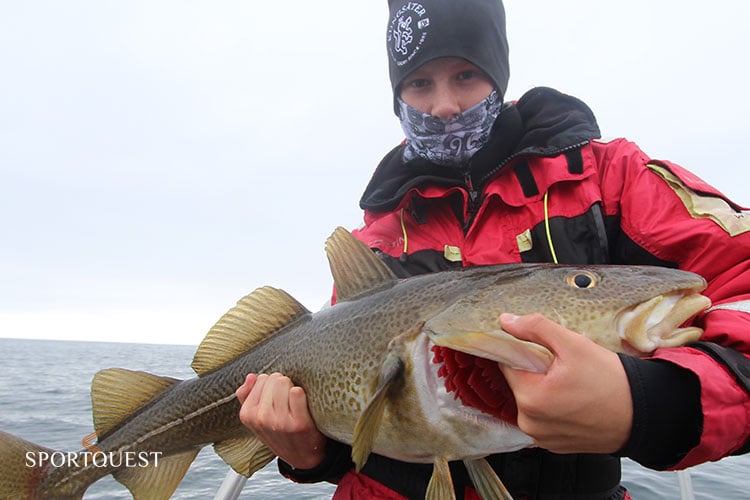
[360,87,601,212]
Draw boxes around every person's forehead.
[407,57,481,75]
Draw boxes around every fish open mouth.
[617,291,711,355]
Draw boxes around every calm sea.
[1,338,748,499]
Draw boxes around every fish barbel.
[0,227,710,500]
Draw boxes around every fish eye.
[566,271,598,289]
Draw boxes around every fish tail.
[0,429,71,500]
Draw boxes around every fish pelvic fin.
[91,368,181,437]
[213,435,275,477]
[352,353,405,472]
[0,429,64,500]
[463,457,513,500]
[113,448,199,500]
[426,458,456,500]
[192,286,311,376]
[325,226,397,302]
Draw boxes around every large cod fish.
[0,228,710,500]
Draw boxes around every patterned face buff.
[398,89,501,166]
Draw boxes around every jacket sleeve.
[278,438,353,484]
[597,139,750,469]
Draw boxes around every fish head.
[420,264,710,426]
[504,264,711,354]
[425,264,710,360]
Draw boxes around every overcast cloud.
[1,1,748,344]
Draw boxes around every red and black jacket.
[281,87,750,499]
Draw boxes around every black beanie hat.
[386,0,510,115]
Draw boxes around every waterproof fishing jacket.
[280,87,750,499]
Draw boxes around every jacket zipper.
[477,140,591,187]
[462,140,591,233]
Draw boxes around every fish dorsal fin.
[91,368,180,437]
[191,286,310,376]
[213,435,276,477]
[114,448,199,500]
[325,227,397,302]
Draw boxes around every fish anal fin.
[213,435,276,477]
[91,368,180,437]
[325,227,396,302]
[426,458,456,500]
[114,448,199,500]
[192,286,311,376]
[351,352,405,471]
[464,457,513,500]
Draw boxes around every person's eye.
[407,78,430,90]
[457,70,476,81]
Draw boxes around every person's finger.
[235,373,258,403]
[288,386,310,421]
[497,349,543,391]
[247,373,270,409]
[238,374,267,428]
[263,373,294,415]
[499,312,580,355]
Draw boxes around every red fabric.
[651,346,750,467]
[333,471,408,500]
[598,142,750,466]
[463,488,482,500]
[354,138,750,467]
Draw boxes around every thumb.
[495,314,558,382]
[499,312,568,351]
[495,315,544,388]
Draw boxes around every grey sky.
[1,1,748,344]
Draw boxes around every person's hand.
[236,372,327,470]
[497,313,633,454]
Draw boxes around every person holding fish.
[238,0,750,498]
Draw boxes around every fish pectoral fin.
[114,448,199,500]
[464,457,513,500]
[91,368,181,437]
[192,286,311,376]
[0,430,60,499]
[426,458,456,500]
[214,435,276,477]
[426,324,554,374]
[325,226,397,302]
[352,353,405,471]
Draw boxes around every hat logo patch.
[388,2,429,66]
